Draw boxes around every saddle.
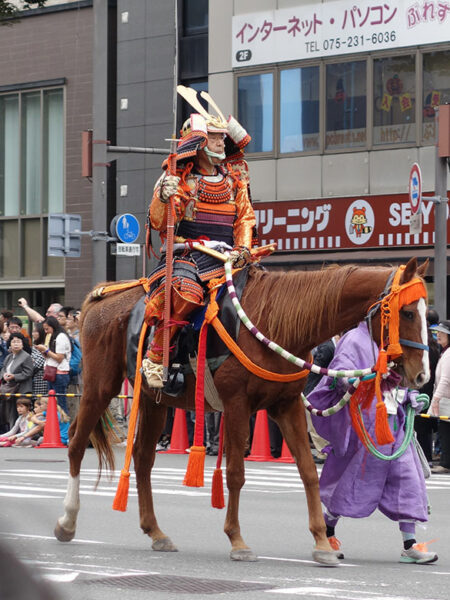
[126,267,252,393]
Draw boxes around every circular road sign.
[408,163,422,215]
[112,213,140,243]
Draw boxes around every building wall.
[0,4,94,308]
[115,0,176,280]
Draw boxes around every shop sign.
[254,193,449,252]
[233,0,450,67]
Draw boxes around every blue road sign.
[114,213,140,243]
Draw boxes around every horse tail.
[89,410,116,488]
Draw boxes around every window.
[422,50,450,145]
[0,87,64,217]
[373,55,415,146]
[179,79,208,131]
[182,0,208,36]
[0,95,19,217]
[0,220,19,278]
[280,66,319,153]
[326,61,366,150]
[238,73,273,153]
[0,85,64,280]
[236,48,450,156]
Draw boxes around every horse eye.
[402,310,414,321]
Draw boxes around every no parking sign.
[408,163,422,234]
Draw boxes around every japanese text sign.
[233,0,450,67]
[254,193,449,253]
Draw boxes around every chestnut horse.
[54,258,429,566]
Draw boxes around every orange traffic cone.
[162,408,189,454]
[277,439,295,463]
[36,390,66,449]
[245,410,276,462]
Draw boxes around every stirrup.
[142,358,164,389]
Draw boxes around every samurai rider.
[142,87,256,389]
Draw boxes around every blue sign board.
[114,213,140,243]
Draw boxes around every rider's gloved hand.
[160,175,181,203]
[408,391,430,414]
[229,246,251,268]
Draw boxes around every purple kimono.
[310,322,428,524]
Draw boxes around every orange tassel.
[112,470,130,512]
[375,349,388,375]
[183,446,206,487]
[374,400,395,445]
[211,467,225,509]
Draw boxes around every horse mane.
[244,264,359,349]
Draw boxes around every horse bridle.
[364,268,429,365]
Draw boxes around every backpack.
[69,338,82,378]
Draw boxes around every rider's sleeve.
[232,185,256,249]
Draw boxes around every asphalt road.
[0,446,449,600]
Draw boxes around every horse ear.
[401,257,418,283]
[416,258,429,278]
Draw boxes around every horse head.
[388,257,430,388]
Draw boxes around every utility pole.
[92,0,111,287]
[434,106,449,319]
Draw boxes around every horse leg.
[54,389,115,542]
[222,403,257,562]
[133,402,177,552]
[269,401,339,566]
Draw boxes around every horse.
[54,257,429,566]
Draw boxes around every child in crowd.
[32,396,70,446]
[0,397,33,447]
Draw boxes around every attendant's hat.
[433,320,450,335]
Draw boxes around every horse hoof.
[54,521,75,543]
[230,548,257,562]
[152,537,178,552]
[312,549,340,566]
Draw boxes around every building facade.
[209,0,450,307]
[0,0,93,312]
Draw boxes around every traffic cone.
[245,410,276,462]
[161,408,189,454]
[277,439,295,463]
[36,390,66,449]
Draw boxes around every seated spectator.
[0,333,34,431]
[25,397,48,445]
[17,298,62,324]
[31,322,47,403]
[32,396,70,446]
[0,397,33,447]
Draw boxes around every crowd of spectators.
[0,300,82,444]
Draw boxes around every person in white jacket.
[430,320,450,474]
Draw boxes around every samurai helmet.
[177,85,228,135]
[162,86,251,168]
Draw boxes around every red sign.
[408,163,422,215]
[254,193,449,253]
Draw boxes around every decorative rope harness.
[110,259,428,511]
[220,260,429,458]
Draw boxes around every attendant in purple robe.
[310,322,438,564]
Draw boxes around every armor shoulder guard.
[228,159,249,186]
[185,173,199,196]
